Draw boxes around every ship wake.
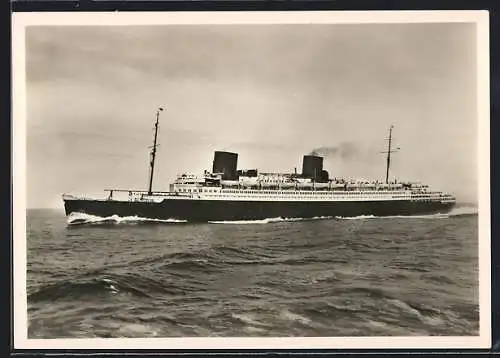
[66,206,476,226]
[208,216,333,225]
[67,212,187,226]
[335,205,477,220]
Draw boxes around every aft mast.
[147,106,164,195]
[382,125,399,184]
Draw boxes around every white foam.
[335,215,377,220]
[208,216,333,225]
[100,278,117,284]
[335,214,446,220]
[232,313,269,327]
[279,310,311,325]
[387,299,423,319]
[67,206,477,225]
[209,217,296,225]
[67,212,187,225]
[335,206,478,220]
[448,205,478,216]
[117,323,159,337]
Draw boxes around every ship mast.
[148,106,164,195]
[381,125,399,184]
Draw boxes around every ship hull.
[64,198,455,223]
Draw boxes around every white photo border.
[12,10,491,350]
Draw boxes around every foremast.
[148,106,164,195]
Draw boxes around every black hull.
[64,198,456,222]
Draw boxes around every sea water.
[27,206,479,338]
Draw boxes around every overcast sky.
[26,23,477,208]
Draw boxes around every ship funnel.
[302,155,324,180]
[212,151,238,180]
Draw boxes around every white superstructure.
[158,172,455,204]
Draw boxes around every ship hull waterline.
[64,198,456,223]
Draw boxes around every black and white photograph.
[12,11,490,349]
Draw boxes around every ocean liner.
[63,107,456,223]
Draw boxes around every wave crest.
[28,273,189,303]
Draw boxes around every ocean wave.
[159,259,217,273]
[29,277,149,302]
[383,299,452,327]
[231,313,271,327]
[302,302,365,320]
[279,309,312,325]
[28,273,188,303]
[67,212,187,225]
